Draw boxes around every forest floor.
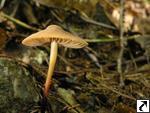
[0,0,150,113]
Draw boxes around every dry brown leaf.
[99,0,150,32]
[0,28,9,50]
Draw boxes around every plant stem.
[1,12,39,31]
[44,41,58,96]
[117,0,125,86]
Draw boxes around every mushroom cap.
[22,25,88,48]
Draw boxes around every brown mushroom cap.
[22,25,88,48]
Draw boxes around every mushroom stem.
[44,41,58,96]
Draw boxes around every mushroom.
[22,25,88,96]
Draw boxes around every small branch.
[117,0,125,86]
[80,11,116,30]
[85,34,143,43]
[1,12,39,31]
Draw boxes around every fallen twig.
[1,12,39,31]
[117,0,125,86]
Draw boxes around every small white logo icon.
[137,100,149,113]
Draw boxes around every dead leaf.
[98,0,150,32]
[0,28,9,50]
